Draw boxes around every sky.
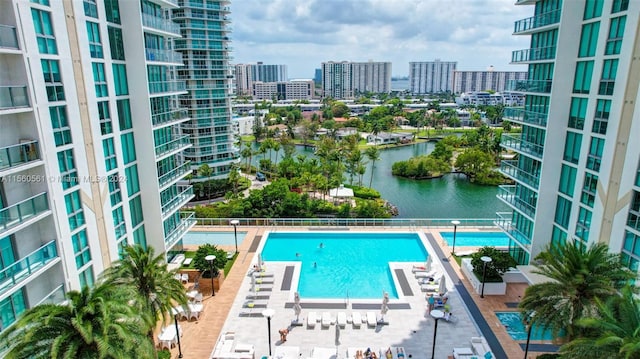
[230,0,533,79]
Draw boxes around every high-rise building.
[0,0,197,330]
[497,0,640,270]
[453,69,527,94]
[172,0,238,179]
[321,61,391,99]
[322,61,353,99]
[234,62,287,96]
[252,80,315,100]
[409,60,457,94]
[234,64,253,96]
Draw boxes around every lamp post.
[451,220,460,255]
[174,313,183,358]
[205,254,216,297]
[523,311,536,359]
[430,309,444,359]
[480,256,492,298]
[230,219,239,254]
[262,308,275,356]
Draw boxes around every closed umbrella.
[380,291,390,322]
[438,275,447,295]
[335,322,341,357]
[250,273,256,293]
[425,256,433,272]
[258,253,263,270]
[293,292,302,323]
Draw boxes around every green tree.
[193,244,228,278]
[519,242,635,340]
[470,246,517,282]
[198,164,214,199]
[365,146,380,188]
[454,148,494,180]
[0,283,154,359]
[331,102,350,118]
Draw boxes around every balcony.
[0,86,30,110]
[511,46,556,63]
[500,160,540,189]
[497,185,536,218]
[501,134,544,159]
[0,25,19,50]
[495,212,532,248]
[503,107,547,127]
[155,135,192,158]
[158,161,191,188]
[0,141,41,173]
[152,108,189,127]
[0,240,59,297]
[0,192,50,236]
[507,79,552,94]
[164,212,196,250]
[145,48,183,64]
[161,185,194,217]
[148,80,187,95]
[35,283,66,306]
[514,9,561,34]
[141,13,181,36]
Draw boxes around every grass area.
[451,253,472,266]
[180,251,238,276]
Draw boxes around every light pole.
[174,313,183,358]
[205,254,216,297]
[523,311,536,359]
[230,219,239,254]
[451,220,460,255]
[430,309,444,359]
[262,308,275,356]
[480,256,492,298]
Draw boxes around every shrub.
[351,186,381,199]
[193,244,228,278]
[158,350,171,359]
[470,246,517,282]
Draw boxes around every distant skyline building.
[321,60,391,99]
[234,62,287,96]
[314,68,322,84]
[321,61,353,99]
[252,80,315,100]
[409,60,457,94]
[453,69,527,94]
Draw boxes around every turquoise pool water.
[495,312,555,341]
[182,231,247,246]
[261,232,428,299]
[440,231,509,247]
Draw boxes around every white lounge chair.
[366,311,377,327]
[415,270,438,279]
[307,312,317,328]
[351,312,362,328]
[181,273,189,283]
[321,312,332,327]
[337,312,347,328]
[420,284,440,292]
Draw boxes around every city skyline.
[230,0,532,78]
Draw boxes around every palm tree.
[560,285,640,359]
[365,146,380,188]
[0,283,154,359]
[103,245,188,341]
[519,241,635,340]
[198,164,214,200]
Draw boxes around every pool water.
[495,312,555,341]
[440,231,509,247]
[182,231,247,246]
[261,232,428,299]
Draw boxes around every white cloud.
[230,0,532,78]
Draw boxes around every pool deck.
[164,227,556,359]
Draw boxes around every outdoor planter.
[198,271,225,293]
[461,258,506,295]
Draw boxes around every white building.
[453,69,527,94]
[235,62,287,96]
[498,0,640,271]
[409,60,457,94]
[351,61,392,95]
[322,61,353,99]
[252,80,314,100]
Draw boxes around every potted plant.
[193,244,228,293]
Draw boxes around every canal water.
[250,142,508,219]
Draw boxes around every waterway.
[250,141,508,219]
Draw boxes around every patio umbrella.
[438,275,447,295]
[334,322,341,356]
[293,292,302,323]
[250,273,256,293]
[380,291,390,322]
[257,253,263,269]
[425,255,433,272]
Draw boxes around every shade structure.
[293,292,302,322]
[438,275,447,295]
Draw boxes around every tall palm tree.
[103,245,188,340]
[560,285,640,359]
[365,146,380,188]
[519,241,635,340]
[0,283,154,359]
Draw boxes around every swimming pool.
[440,231,509,247]
[495,312,555,341]
[261,232,428,299]
[182,231,247,246]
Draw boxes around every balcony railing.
[0,86,30,109]
[161,185,194,216]
[0,25,19,49]
[0,240,58,297]
[495,212,532,247]
[164,212,196,249]
[191,217,499,227]
[151,108,189,127]
[35,283,66,306]
[145,48,183,63]
[0,141,40,172]
[178,1,230,12]
[155,135,191,157]
[497,185,536,218]
[501,134,544,159]
[158,161,191,188]
[503,107,547,127]
[0,192,50,234]
[500,160,540,189]
[507,79,552,94]
[514,9,561,34]
[511,46,556,63]
[148,80,186,95]
[141,13,181,36]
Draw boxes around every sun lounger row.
[347,347,407,359]
[306,311,380,329]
